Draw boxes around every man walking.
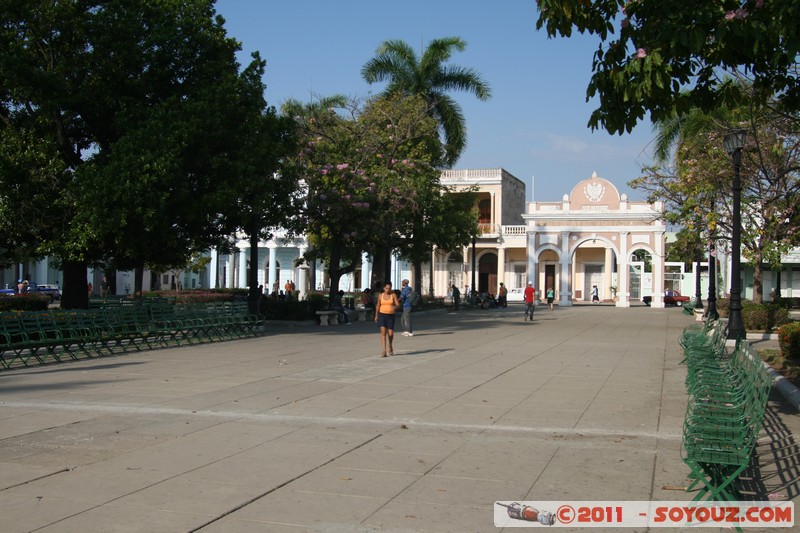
[523,282,536,321]
[400,279,414,336]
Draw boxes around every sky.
[215,0,657,202]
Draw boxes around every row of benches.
[679,321,771,506]
[0,301,263,370]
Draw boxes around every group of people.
[257,279,297,301]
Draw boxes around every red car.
[664,289,690,306]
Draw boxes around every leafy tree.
[536,0,800,134]
[284,93,475,299]
[0,0,272,307]
[361,37,491,166]
[632,106,800,302]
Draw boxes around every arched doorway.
[478,253,498,295]
[629,248,653,302]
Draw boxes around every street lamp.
[471,234,477,300]
[693,247,704,311]
[723,129,747,340]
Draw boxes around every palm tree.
[361,37,491,167]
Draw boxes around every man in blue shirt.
[399,279,414,337]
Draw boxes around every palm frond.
[432,94,465,167]
[435,65,491,100]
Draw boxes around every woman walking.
[375,281,400,357]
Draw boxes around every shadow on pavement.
[738,392,800,501]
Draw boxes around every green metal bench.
[680,323,771,507]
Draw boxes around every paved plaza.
[1,305,798,532]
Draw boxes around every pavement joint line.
[188,433,383,532]
[0,466,72,492]
[0,400,682,440]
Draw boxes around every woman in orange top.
[374,281,400,357]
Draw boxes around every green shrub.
[742,304,769,330]
[741,302,791,332]
[0,294,50,311]
[145,290,236,304]
[778,322,800,361]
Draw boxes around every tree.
[632,106,800,302]
[536,0,800,135]
[361,37,491,166]
[284,93,475,300]
[0,0,272,307]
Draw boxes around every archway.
[570,237,618,302]
[629,248,653,302]
[478,253,498,295]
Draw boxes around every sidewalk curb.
[763,361,800,411]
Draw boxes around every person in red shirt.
[523,282,536,321]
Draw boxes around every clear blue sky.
[215,0,656,202]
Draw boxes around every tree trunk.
[370,247,386,289]
[134,262,145,297]
[247,222,261,316]
[752,261,763,303]
[327,240,343,303]
[61,260,88,309]
[106,268,117,295]
[413,262,422,295]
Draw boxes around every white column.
[297,245,308,298]
[35,257,49,283]
[651,231,666,308]
[526,232,536,284]
[209,248,219,288]
[497,245,506,289]
[559,231,572,306]
[617,232,630,307]
[268,243,278,292]
[360,252,371,289]
[490,191,496,230]
[225,256,234,289]
[604,247,614,301]
[238,247,248,288]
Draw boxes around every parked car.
[33,283,62,302]
[664,289,690,306]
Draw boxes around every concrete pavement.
[1,304,798,532]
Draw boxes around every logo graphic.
[584,182,605,202]
[496,502,556,525]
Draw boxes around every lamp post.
[693,247,704,310]
[706,240,718,320]
[723,129,747,340]
[471,234,477,300]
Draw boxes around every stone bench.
[315,310,339,326]
[356,306,373,321]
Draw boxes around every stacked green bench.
[0,301,265,370]
[679,321,772,505]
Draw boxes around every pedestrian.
[451,284,460,310]
[592,285,600,303]
[374,281,400,357]
[100,276,110,298]
[498,282,508,308]
[547,287,555,311]
[332,289,351,325]
[399,279,414,337]
[284,280,292,298]
[361,288,374,310]
[523,282,536,321]
[87,282,94,298]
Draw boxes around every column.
[559,231,572,306]
[238,247,248,288]
[209,248,219,288]
[35,257,49,283]
[604,247,613,301]
[497,245,506,289]
[360,252,371,290]
[526,232,537,284]
[616,232,630,307]
[651,231,666,308]
[490,191,496,231]
[297,245,308,298]
[225,255,234,289]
